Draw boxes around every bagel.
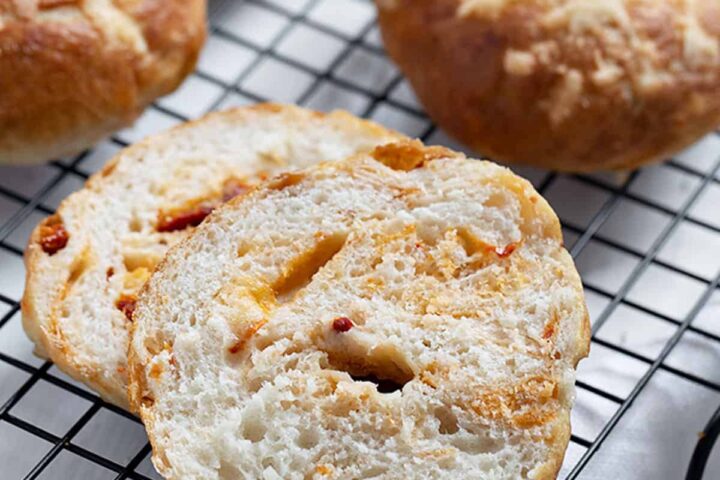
[128,141,590,479]
[376,0,720,172]
[0,0,206,165]
[22,104,404,409]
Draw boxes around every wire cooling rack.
[1,0,719,478]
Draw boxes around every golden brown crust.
[533,409,571,480]
[23,213,132,405]
[377,0,720,172]
[0,0,206,165]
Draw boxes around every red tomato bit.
[332,317,353,332]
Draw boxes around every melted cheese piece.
[458,0,510,19]
[542,0,631,32]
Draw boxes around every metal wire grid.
[0,0,718,478]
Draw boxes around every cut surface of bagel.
[22,104,404,409]
[129,141,590,480]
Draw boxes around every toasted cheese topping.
[458,0,509,19]
[504,50,537,76]
[683,0,719,69]
[457,0,720,123]
[2,0,147,53]
[82,0,147,52]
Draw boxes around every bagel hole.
[246,376,264,394]
[434,406,459,434]
[415,222,441,247]
[254,334,275,352]
[296,427,320,449]
[241,413,267,442]
[272,232,347,302]
[350,373,405,393]
[325,346,414,395]
[450,434,503,454]
[218,461,242,478]
[144,335,163,356]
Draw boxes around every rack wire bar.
[686,405,720,480]
[0,1,719,478]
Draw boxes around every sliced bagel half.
[129,141,590,479]
[22,104,404,409]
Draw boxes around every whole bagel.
[0,0,206,165]
[376,0,720,172]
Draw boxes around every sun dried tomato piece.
[494,243,517,258]
[156,178,251,233]
[332,317,353,332]
[39,222,69,255]
[156,204,215,232]
[542,323,555,339]
[116,294,137,322]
